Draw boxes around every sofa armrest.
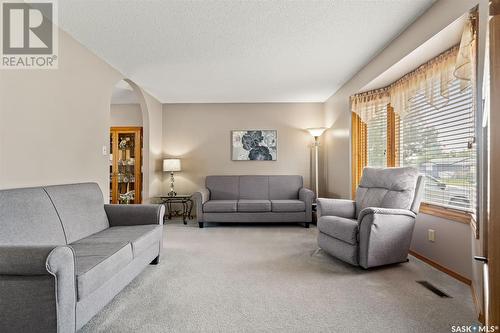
[357,207,416,269]
[192,188,210,223]
[299,188,314,222]
[0,245,77,332]
[316,198,356,219]
[299,187,314,203]
[0,245,74,275]
[104,204,165,227]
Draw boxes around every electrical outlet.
[428,229,436,242]
[102,146,107,156]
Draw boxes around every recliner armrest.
[317,198,356,219]
[104,204,165,227]
[0,245,74,276]
[357,207,416,223]
[357,207,417,269]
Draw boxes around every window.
[351,78,476,218]
[351,104,390,197]
[350,14,478,222]
[366,105,387,168]
[399,80,476,212]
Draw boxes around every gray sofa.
[193,175,314,228]
[0,183,165,333]
[317,167,424,269]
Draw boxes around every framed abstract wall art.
[231,130,277,161]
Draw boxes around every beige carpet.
[80,221,476,332]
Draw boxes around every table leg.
[182,201,187,224]
[167,201,173,219]
[188,199,194,219]
[162,203,167,223]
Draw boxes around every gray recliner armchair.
[317,167,424,269]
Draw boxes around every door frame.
[486,0,500,325]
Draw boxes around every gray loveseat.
[317,167,423,269]
[0,183,165,333]
[193,175,314,228]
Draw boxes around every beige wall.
[0,29,163,203]
[0,29,122,199]
[162,103,324,195]
[322,0,481,281]
[411,214,472,278]
[110,104,143,127]
[142,90,164,201]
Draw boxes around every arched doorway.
[109,79,150,203]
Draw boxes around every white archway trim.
[110,78,150,203]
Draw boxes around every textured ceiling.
[59,0,436,103]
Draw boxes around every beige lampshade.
[163,159,181,172]
[306,127,327,137]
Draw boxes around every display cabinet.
[110,127,142,204]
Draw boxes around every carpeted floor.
[80,220,476,333]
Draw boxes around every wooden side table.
[157,195,193,224]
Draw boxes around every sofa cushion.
[206,176,239,200]
[74,225,162,257]
[203,200,237,213]
[271,200,305,212]
[70,242,133,300]
[318,216,358,245]
[44,183,109,243]
[237,200,271,212]
[239,176,269,199]
[0,187,67,246]
[269,176,303,200]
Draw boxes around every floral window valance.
[351,12,477,122]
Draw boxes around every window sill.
[419,202,473,224]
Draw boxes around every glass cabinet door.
[110,127,142,204]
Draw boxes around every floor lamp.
[307,127,327,200]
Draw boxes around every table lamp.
[163,158,181,197]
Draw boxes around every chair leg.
[304,222,310,228]
[150,256,160,265]
[199,222,204,228]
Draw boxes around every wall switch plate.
[428,229,436,242]
[102,146,107,155]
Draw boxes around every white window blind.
[399,79,476,212]
[366,105,387,168]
